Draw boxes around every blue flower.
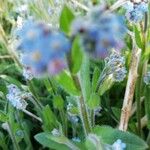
[72,5,126,59]
[17,21,70,76]
[6,84,31,110]
[137,2,148,12]
[124,1,134,12]
[104,51,127,82]
[124,1,148,23]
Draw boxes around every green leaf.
[0,75,22,88]
[0,132,7,150]
[53,95,64,110]
[98,75,114,96]
[134,25,143,49]
[92,67,100,92]
[0,111,8,122]
[59,5,75,34]
[41,105,58,131]
[35,132,79,150]
[93,126,148,150]
[144,86,150,129]
[85,134,103,150]
[80,56,91,101]
[71,36,83,74]
[55,71,80,95]
[87,93,100,109]
[111,107,121,120]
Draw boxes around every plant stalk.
[119,40,141,131]
[23,109,42,123]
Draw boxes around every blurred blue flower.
[17,21,70,76]
[72,5,126,59]
[124,1,148,23]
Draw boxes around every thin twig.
[0,55,12,59]
[23,109,42,123]
[119,39,142,131]
[130,97,144,117]
[136,115,148,129]
[70,0,90,11]
[2,122,20,150]
[109,0,127,12]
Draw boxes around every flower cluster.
[104,51,127,82]
[112,139,126,150]
[17,20,71,76]
[72,5,126,59]
[144,71,150,85]
[124,0,148,23]
[23,66,34,80]
[6,84,31,110]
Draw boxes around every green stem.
[78,95,91,135]
[136,14,148,136]
[7,122,21,150]
[135,67,143,136]
[8,105,20,150]
[146,131,150,147]
[44,77,57,95]
[23,109,42,123]
[16,111,33,150]
[48,77,57,94]
[70,72,91,135]
[90,109,95,127]
[48,0,54,6]
[28,80,43,110]
[67,52,91,135]
[59,110,68,136]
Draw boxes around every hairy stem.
[23,109,42,123]
[109,0,127,11]
[7,122,21,150]
[75,74,91,135]
[67,53,91,135]
[70,0,90,11]
[119,40,141,131]
[78,95,91,135]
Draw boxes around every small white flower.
[72,137,81,143]
[51,128,60,136]
[144,72,150,85]
[1,122,9,130]
[68,115,79,124]
[112,139,126,150]
[23,67,34,80]
[67,103,74,111]
[94,107,102,117]
[17,4,28,13]
[17,16,24,29]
